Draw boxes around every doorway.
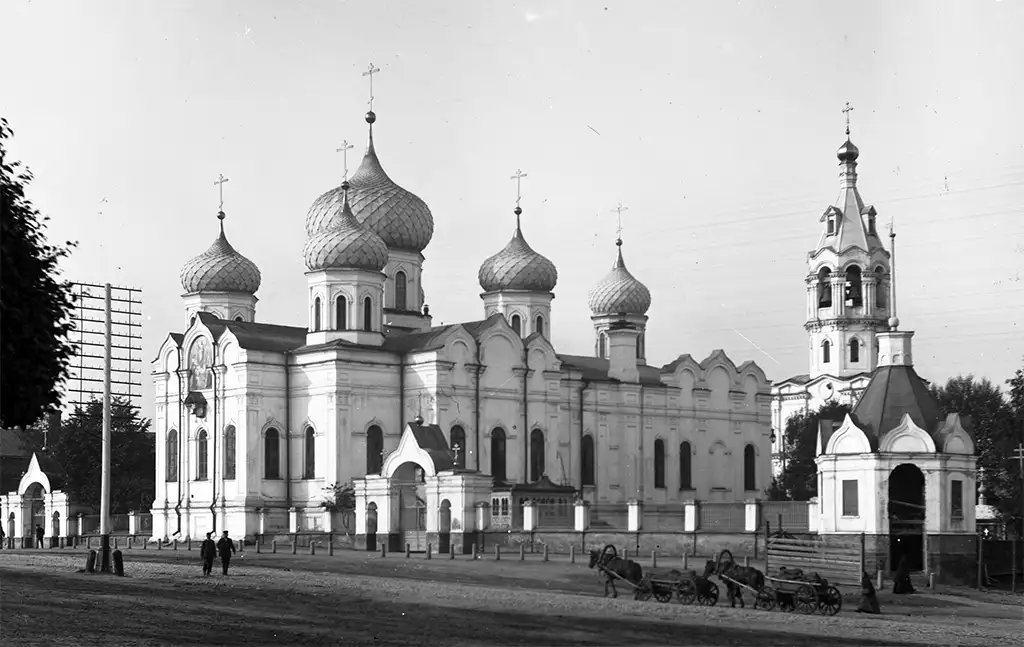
[888,463,925,571]
[395,462,427,552]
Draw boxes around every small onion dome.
[303,182,389,272]
[478,208,558,293]
[587,240,651,316]
[837,138,860,162]
[305,114,434,252]
[180,213,261,294]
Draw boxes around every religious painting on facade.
[188,336,213,391]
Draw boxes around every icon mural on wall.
[188,336,213,391]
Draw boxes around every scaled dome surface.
[303,188,389,272]
[180,220,262,294]
[478,214,558,293]
[587,242,651,315]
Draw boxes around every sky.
[2,0,1023,423]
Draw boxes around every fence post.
[652,551,658,568]
[186,537,191,551]
[570,545,575,564]
[976,535,983,589]
[543,545,549,562]
[426,544,432,560]
[291,540,297,555]
[495,544,501,561]
[380,542,387,558]
[519,544,525,561]
[859,533,866,577]
[624,548,629,560]
[406,543,411,559]
[472,543,478,559]
[876,568,883,591]
[272,539,277,554]
[449,544,455,560]
[256,541,261,554]
[329,539,334,557]
[743,556,749,567]
[309,542,316,555]
[682,553,688,570]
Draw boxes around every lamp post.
[99,283,112,573]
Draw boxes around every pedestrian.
[35,524,44,549]
[0,525,6,549]
[856,571,881,614]
[200,532,216,576]
[217,530,236,575]
[892,556,916,594]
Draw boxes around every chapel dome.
[303,183,389,272]
[180,215,262,295]
[477,209,558,293]
[305,114,434,252]
[837,138,860,162]
[587,241,651,316]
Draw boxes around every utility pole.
[99,283,113,572]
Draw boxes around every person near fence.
[217,530,236,575]
[0,526,5,549]
[892,556,916,594]
[200,532,216,576]
[856,571,881,614]
[35,524,44,548]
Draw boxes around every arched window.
[679,441,692,490]
[313,297,322,332]
[336,296,347,331]
[744,444,757,491]
[395,271,407,311]
[581,435,595,486]
[845,266,863,308]
[196,429,208,481]
[510,314,522,336]
[822,340,831,364]
[529,429,545,482]
[363,296,373,332]
[264,428,280,480]
[223,425,236,480]
[817,267,832,307]
[875,267,886,308]
[654,439,666,489]
[304,427,315,479]
[490,427,507,482]
[850,339,860,363]
[166,430,178,482]
[535,315,544,338]
[827,215,836,235]
[234,316,243,322]
[450,425,466,469]
[598,332,608,358]
[366,425,384,474]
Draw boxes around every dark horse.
[710,549,765,608]
[588,545,643,598]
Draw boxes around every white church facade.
[150,106,774,543]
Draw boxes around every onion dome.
[305,112,433,252]
[588,239,651,315]
[837,138,859,162]
[180,212,261,294]
[303,181,389,272]
[478,207,558,293]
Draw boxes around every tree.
[930,375,1020,520]
[1007,360,1024,418]
[320,481,356,530]
[47,398,155,514]
[766,400,851,501]
[0,118,77,429]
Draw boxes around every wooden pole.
[976,535,983,590]
[764,521,770,576]
[99,284,113,573]
[859,533,866,577]
[1012,537,1017,595]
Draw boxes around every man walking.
[217,530,236,575]
[35,524,44,549]
[200,532,216,576]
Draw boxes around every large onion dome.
[305,112,434,252]
[303,181,389,272]
[587,239,651,315]
[478,207,558,293]
[180,212,261,294]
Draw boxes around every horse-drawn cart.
[763,568,843,615]
[633,571,720,606]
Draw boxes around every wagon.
[763,568,843,615]
[633,570,720,606]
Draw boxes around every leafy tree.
[0,118,77,429]
[1007,360,1024,418]
[766,400,851,501]
[48,398,154,514]
[320,481,356,529]
[930,375,1020,520]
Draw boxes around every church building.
[150,101,773,542]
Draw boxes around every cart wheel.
[755,586,776,611]
[698,581,719,606]
[653,587,673,603]
[794,584,817,614]
[676,580,698,605]
[819,585,842,616]
[634,577,653,602]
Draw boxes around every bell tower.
[805,104,891,380]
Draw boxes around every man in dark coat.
[856,571,881,614]
[892,556,916,594]
[200,532,216,576]
[217,530,236,575]
[35,524,44,548]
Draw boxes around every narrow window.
[817,268,832,308]
[529,429,545,482]
[743,444,756,491]
[845,266,863,308]
[366,425,383,474]
[535,315,544,338]
[951,480,964,519]
[450,425,466,469]
[196,430,208,480]
[510,314,521,336]
[842,479,859,516]
[395,271,407,311]
[679,442,692,490]
[313,297,322,332]
[363,296,373,332]
[850,339,860,363]
[598,332,608,358]
[304,427,315,479]
[490,428,507,482]
[875,267,887,308]
[264,428,281,479]
[581,435,595,486]
[827,217,835,235]
[336,297,347,331]
[822,340,831,364]
[654,439,666,489]
[868,214,876,235]
[223,425,236,480]
[166,430,178,482]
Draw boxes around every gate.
[399,490,427,552]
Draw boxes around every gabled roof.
[850,365,945,444]
[557,354,663,386]
[405,421,455,471]
[381,316,499,355]
[195,312,306,353]
[773,371,873,389]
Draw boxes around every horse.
[711,549,765,608]
[588,544,643,598]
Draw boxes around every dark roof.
[35,453,65,490]
[850,365,945,449]
[557,354,664,386]
[406,422,455,471]
[0,429,27,458]
[774,373,811,386]
[196,312,306,353]
[0,456,30,493]
[382,318,494,354]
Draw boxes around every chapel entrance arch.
[394,461,427,552]
[23,482,45,540]
[888,463,925,572]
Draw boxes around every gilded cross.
[213,174,229,211]
[611,203,628,240]
[336,140,355,181]
[510,169,528,207]
[363,64,381,111]
[452,443,461,465]
[843,102,854,136]
[1012,443,1024,473]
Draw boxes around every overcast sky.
[2,0,1022,421]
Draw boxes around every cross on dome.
[843,101,854,136]
[363,63,381,112]
[336,140,355,181]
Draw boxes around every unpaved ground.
[0,549,1021,646]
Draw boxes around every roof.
[477,216,558,293]
[180,223,261,295]
[849,365,945,447]
[381,318,498,354]
[557,354,664,386]
[406,421,455,471]
[587,240,651,316]
[196,312,306,353]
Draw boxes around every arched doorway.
[365,502,378,552]
[23,483,45,544]
[438,499,452,554]
[6,513,14,545]
[394,461,427,552]
[888,463,925,572]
